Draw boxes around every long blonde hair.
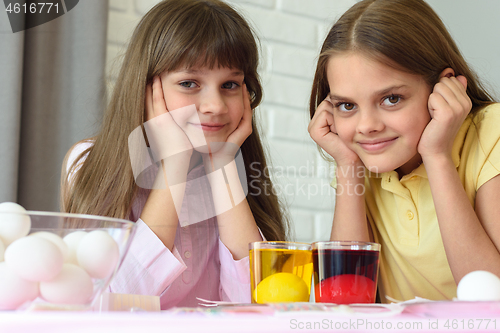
[310,0,495,119]
[62,0,288,241]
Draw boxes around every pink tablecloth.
[1,301,499,333]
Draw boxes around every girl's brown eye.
[388,96,399,103]
[342,103,354,111]
[337,102,357,112]
[382,95,401,106]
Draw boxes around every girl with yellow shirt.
[308,0,500,302]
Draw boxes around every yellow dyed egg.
[254,272,309,303]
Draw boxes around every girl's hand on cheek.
[225,84,253,148]
[308,98,361,167]
[144,76,193,161]
[418,75,472,160]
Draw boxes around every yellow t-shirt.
[364,103,500,302]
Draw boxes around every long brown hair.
[310,0,495,119]
[62,0,288,241]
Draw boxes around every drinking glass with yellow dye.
[249,241,313,304]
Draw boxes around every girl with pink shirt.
[61,0,288,309]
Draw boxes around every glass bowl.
[0,209,136,311]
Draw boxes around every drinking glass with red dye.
[312,241,380,304]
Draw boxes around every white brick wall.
[106,0,357,243]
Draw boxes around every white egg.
[0,238,4,261]
[0,202,31,246]
[31,231,69,261]
[77,230,119,279]
[4,236,64,282]
[40,263,94,305]
[63,231,87,265]
[457,270,500,301]
[0,262,39,310]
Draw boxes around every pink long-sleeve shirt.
[66,142,251,310]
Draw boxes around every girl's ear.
[439,67,455,79]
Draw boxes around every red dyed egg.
[315,274,376,304]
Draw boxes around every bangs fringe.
[167,8,254,71]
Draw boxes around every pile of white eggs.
[0,202,120,310]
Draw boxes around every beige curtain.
[0,0,109,211]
